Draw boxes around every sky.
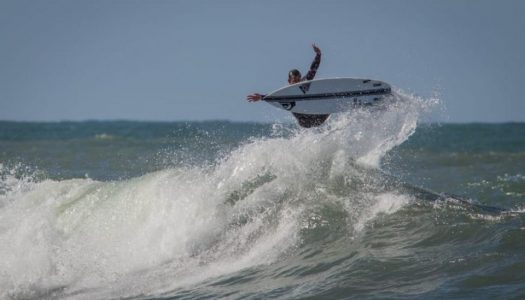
[1,0,524,123]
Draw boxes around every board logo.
[281,102,296,111]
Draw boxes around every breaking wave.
[3,91,509,299]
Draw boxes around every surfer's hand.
[312,43,321,55]
[247,93,263,102]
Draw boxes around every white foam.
[352,193,412,233]
[0,89,438,298]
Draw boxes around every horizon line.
[0,119,524,125]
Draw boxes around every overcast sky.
[1,0,524,123]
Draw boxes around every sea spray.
[0,90,446,299]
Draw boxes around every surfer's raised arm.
[305,44,321,81]
[246,43,322,102]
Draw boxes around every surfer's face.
[288,74,301,84]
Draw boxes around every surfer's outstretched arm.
[304,44,321,81]
[247,93,265,102]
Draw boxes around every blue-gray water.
[1,98,524,299]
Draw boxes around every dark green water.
[0,119,524,299]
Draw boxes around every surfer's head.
[288,69,301,84]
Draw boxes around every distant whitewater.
[0,91,524,299]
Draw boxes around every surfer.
[247,44,321,102]
[247,44,329,128]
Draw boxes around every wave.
[1,91,513,299]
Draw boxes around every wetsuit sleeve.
[304,53,321,81]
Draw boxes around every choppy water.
[1,92,524,299]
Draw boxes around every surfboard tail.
[292,113,330,128]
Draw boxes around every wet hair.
[288,69,301,78]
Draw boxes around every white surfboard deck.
[263,78,392,115]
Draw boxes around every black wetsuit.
[292,52,329,128]
[303,52,321,81]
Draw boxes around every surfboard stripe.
[264,87,391,102]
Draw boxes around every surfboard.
[263,78,392,115]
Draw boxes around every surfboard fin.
[292,113,330,128]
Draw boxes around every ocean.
[1,93,524,299]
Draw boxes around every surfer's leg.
[292,113,330,128]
